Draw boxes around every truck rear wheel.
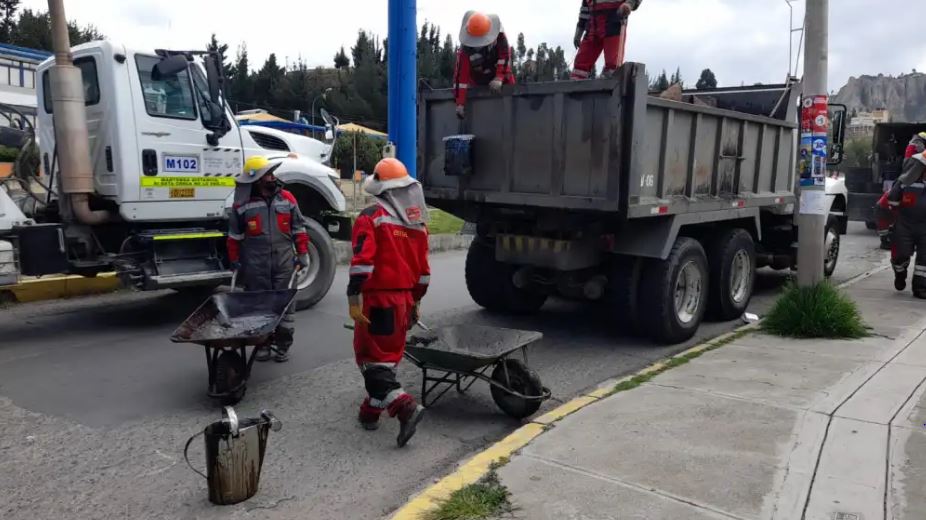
[707,229,755,321]
[465,239,547,314]
[824,216,840,278]
[639,237,709,344]
[294,217,337,310]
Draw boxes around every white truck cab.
[26,41,347,308]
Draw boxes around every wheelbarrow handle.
[229,270,238,292]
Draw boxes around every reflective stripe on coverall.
[571,0,642,79]
[888,157,926,295]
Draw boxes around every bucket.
[184,407,282,505]
[443,134,474,177]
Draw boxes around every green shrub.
[423,469,514,520]
[763,282,868,339]
[331,131,382,179]
[0,145,19,163]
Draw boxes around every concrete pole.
[387,0,417,178]
[796,0,828,286]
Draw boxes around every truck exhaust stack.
[47,0,112,225]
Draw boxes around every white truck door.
[124,53,241,220]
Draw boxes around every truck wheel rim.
[295,242,321,291]
[730,250,752,304]
[824,229,839,273]
[674,261,703,325]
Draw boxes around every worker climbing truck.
[0,4,347,309]
[419,63,848,344]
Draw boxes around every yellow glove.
[348,295,370,325]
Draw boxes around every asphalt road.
[0,224,887,520]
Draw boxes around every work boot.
[358,398,382,431]
[273,345,290,363]
[895,271,907,291]
[389,394,425,448]
[254,346,272,362]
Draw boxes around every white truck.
[0,35,350,309]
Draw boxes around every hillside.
[833,72,926,122]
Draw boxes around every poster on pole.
[800,189,825,215]
[799,95,829,187]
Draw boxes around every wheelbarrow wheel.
[214,350,247,405]
[490,359,544,419]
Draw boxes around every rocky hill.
[833,72,926,122]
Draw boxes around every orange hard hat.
[466,12,492,38]
[373,157,409,181]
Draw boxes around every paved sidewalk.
[496,268,926,520]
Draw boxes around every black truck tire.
[639,237,709,344]
[824,216,841,278]
[294,217,337,311]
[706,229,756,321]
[607,255,644,336]
[465,239,547,314]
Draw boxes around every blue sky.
[23,0,926,90]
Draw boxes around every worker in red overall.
[348,158,430,447]
[454,11,515,119]
[571,0,642,80]
[876,132,926,265]
[888,152,926,296]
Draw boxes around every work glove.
[348,295,370,326]
[295,253,310,271]
[573,27,584,49]
[408,301,421,330]
[456,104,465,120]
[619,2,632,15]
[489,78,503,94]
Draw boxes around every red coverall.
[571,0,642,80]
[453,32,515,108]
[348,204,430,420]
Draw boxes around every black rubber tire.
[824,216,841,279]
[706,229,756,321]
[865,220,877,231]
[464,239,547,314]
[639,237,709,345]
[214,350,247,405]
[607,255,644,336]
[489,358,544,419]
[294,217,337,311]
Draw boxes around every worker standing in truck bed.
[453,11,515,120]
[571,0,642,80]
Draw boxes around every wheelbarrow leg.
[204,346,220,394]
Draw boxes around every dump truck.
[0,1,349,309]
[419,63,848,344]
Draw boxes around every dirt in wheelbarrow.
[409,325,541,359]
[192,314,279,341]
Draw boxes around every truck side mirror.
[828,103,848,167]
[203,54,223,106]
[153,55,188,80]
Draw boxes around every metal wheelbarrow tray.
[404,325,551,419]
[171,289,297,405]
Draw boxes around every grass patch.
[762,282,868,339]
[423,467,515,520]
[428,209,465,235]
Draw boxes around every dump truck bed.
[419,63,799,219]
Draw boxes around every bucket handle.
[183,430,208,480]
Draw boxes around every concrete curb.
[0,235,474,305]
[387,263,890,520]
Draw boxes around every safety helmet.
[238,155,282,184]
[373,157,409,181]
[918,131,926,140]
[459,11,502,48]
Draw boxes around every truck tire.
[465,239,547,314]
[824,216,840,278]
[294,217,337,310]
[607,255,643,336]
[639,237,709,344]
[706,229,755,321]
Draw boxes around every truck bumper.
[116,229,230,291]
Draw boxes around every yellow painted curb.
[533,395,598,425]
[390,423,545,520]
[4,272,120,303]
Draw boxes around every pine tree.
[333,46,350,69]
[695,68,718,89]
[652,70,670,91]
[0,0,20,41]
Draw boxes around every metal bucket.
[184,407,282,505]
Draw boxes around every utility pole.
[796,0,828,286]
[387,0,417,177]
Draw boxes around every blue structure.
[387,0,417,178]
[0,43,52,63]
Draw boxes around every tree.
[695,68,718,89]
[7,8,102,51]
[651,69,670,91]
[206,34,233,79]
[0,0,19,41]
[844,137,872,168]
[333,46,350,70]
[227,43,252,111]
[670,67,683,87]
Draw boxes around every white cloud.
[21,0,926,89]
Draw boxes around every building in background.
[848,108,892,137]
[0,43,52,130]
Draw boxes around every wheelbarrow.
[347,322,551,419]
[171,272,297,405]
